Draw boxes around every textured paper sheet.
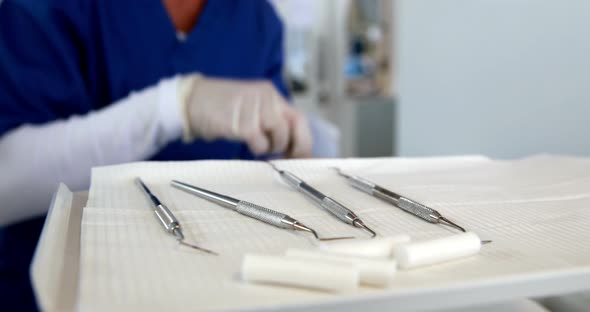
[77,155,590,311]
[31,184,72,312]
[31,185,86,312]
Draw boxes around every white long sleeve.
[0,76,183,225]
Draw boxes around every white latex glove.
[180,75,312,158]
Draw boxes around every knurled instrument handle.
[320,197,356,224]
[235,201,291,229]
[397,197,441,223]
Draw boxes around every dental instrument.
[268,163,377,237]
[171,180,351,241]
[333,168,467,232]
[135,178,217,255]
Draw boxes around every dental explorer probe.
[171,180,351,241]
[268,163,377,238]
[333,169,493,244]
[332,168,465,232]
[135,178,218,255]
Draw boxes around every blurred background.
[272,0,590,159]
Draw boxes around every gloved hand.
[179,75,312,158]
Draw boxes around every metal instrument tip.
[292,221,319,239]
[173,228,218,255]
[266,161,280,172]
[438,216,466,232]
[318,236,355,241]
[330,167,351,178]
[177,239,219,255]
[353,219,377,238]
[292,221,354,241]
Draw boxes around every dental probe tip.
[172,229,218,255]
[330,167,350,178]
[292,222,354,241]
[266,161,280,171]
[353,219,377,238]
[177,239,219,255]
[292,222,318,238]
[318,236,356,241]
[438,216,466,233]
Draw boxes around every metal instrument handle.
[397,196,441,223]
[298,182,327,204]
[347,175,376,194]
[135,178,182,235]
[276,168,363,228]
[153,203,181,233]
[278,170,326,204]
[320,197,356,224]
[236,201,291,229]
[136,177,163,206]
[171,180,239,209]
[278,170,304,189]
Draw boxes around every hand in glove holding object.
[180,75,312,158]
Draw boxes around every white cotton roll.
[241,253,359,292]
[318,234,411,259]
[285,248,397,287]
[394,232,482,270]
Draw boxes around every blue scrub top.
[0,0,287,310]
[0,0,289,160]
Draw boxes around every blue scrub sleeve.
[263,1,290,101]
[0,0,90,137]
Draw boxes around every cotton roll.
[241,253,359,292]
[395,232,481,269]
[319,234,411,259]
[285,248,397,287]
